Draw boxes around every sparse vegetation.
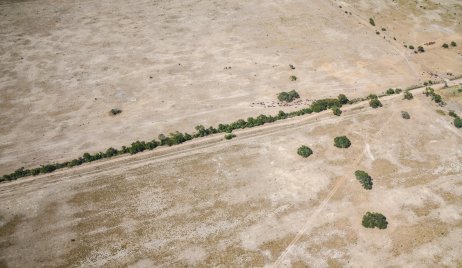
[409,45,415,50]
[401,111,410,119]
[451,41,457,47]
[290,75,297,81]
[417,46,424,53]
[448,110,458,118]
[225,133,236,140]
[369,18,375,26]
[386,88,395,95]
[424,87,443,105]
[442,43,449,48]
[334,136,351,148]
[278,90,300,102]
[454,117,462,128]
[369,97,382,108]
[354,170,373,190]
[297,145,313,158]
[403,90,413,100]
[337,94,349,105]
[110,108,122,115]
[362,212,388,229]
[289,64,295,70]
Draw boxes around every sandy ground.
[1,87,461,267]
[1,0,461,174]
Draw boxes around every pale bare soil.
[0,0,461,174]
[1,88,461,267]
[1,0,462,267]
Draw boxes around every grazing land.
[0,0,461,267]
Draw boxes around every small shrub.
[110,108,122,115]
[337,94,349,105]
[436,109,446,116]
[369,98,382,108]
[386,88,395,95]
[334,136,351,148]
[369,18,375,26]
[289,64,295,70]
[354,170,373,190]
[278,90,300,102]
[362,212,388,229]
[451,41,457,47]
[409,45,415,50]
[332,106,342,116]
[297,145,313,158]
[455,117,462,128]
[225,133,236,140]
[448,110,458,118]
[395,88,402,94]
[418,46,425,52]
[442,43,449,48]
[403,90,413,100]
[401,111,410,119]
[290,75,297,81]
[381,27,386,31]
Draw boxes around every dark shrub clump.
[297,145,313,158]
[355,170,373,190]
[334,136,351,148]
[362,212,388,229]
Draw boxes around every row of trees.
[2,94,354,182]
[424,87,443,104]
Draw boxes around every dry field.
[1,0,462,267]
[1,88,462,267]
[0,0,461,174]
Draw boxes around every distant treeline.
[2,94,352,182]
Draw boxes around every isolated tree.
[455,117,462,129]
[297,145,313,158]
[362,212,388,229]
[355,170,373,190]
[334,136,351,148]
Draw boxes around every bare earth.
[0,0,462,267]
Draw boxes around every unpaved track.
[1,80,459,197]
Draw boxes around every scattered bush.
[409,45,415,50]
[386,88,395,95]
[369,98,382,108]
[424,87,443,104]
[334,136,351,148]
[442,43,449,48]
[401,111,410,119]
[110,108,122,115]
[417,46,424,53]
[403,90,413,100]
[455,117,462,129]
[278,90,300,102]
[224,133,236,140]
[381,27,386,31]
[332,106,342,116]
[369,18,375,26]
[290,75,297,81]
[362,212,388,229]
[451,41,457,47]
[289,64,295,70]
[354,170,373,190]
[297,145,313,158]
[395,88,402,94]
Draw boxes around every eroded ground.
[1,0,461,174]
[1,90,461,267]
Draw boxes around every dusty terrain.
[1,0,462,267]
[1,87,462,267]
[1,0,461,174]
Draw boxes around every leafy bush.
[409,45,415,50]
[451,41,457,47]
[224,133,236,140]
[297,145,313,158]
[369,18,375,26]
[395,88,402,94]
[355,170,373,190]
[278,90,300,102]
[403,90,413,100]
[334,136,351,148]
[455,117,462,128]
[386,88,395,95]
[290,75,297,81]
[332,106,342,116]
[442,43,449,48]
[369,98,382,108]
[311,98,341,113]
[337,94,349,105]
[401,111,410,119]
[110,108,122,115]
[362,212,388,229]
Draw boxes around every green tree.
[225,133,236,140]
[337,94,349,105]
[454,117,462,128]
[334,136,351,148]
[355,170,373,190]
[403,90,413,100]
[386,88,395,95]
[369,98,382,108]
[362,212,388,229]
[332,106,342,116]
[297,145,313,158]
